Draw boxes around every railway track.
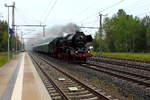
[29,53,114,100]
[96,56,150,64]
[80,63,150,88]
[89,56,150,71]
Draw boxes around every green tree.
[146,26,150,49]
[0,20,8,51]
[103,17,116,52]
[94,9,147,52]
[141,16,150,51]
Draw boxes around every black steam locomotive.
[33,31,93,63]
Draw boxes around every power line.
[133,2,150,9]
[79,26,99,29]
[78,13,99,24]
[15,24,46,37]
[126,2,150,16]
[42,0,59,24]
[78,0,125,25]
[69,0,99,21]
[40,0,54,22]
[15,9,28,24]
[100,0,125,13]
[81,19,98,24]
[122,0,149,9]
[136,11,150,17]
[15,7,41,24]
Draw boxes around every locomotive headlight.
[89,46,93,50]
[75,51,78,53]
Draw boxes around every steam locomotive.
[33,31,93,63]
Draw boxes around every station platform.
[0,52,52,100]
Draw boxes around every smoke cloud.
[46,23,80,38]
[27,23,80,49]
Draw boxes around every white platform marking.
[11,53,25,100]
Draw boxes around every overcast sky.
[0,0,150,39]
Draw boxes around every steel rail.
[36,54,110,100]
[89,57,150,71]
[30,53,70,100]
[81,64,150,87]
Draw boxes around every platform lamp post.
[5,4,10,61]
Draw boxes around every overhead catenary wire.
[78,0,148,23]
[136,11,150,17]
[40,0,54,22]
[78,0,125,25]
[15,8,40,24]
[15,9,29,24]
[15,8,45,39]
[121,0,149,10]
[100,0,125,13]
[103,0,150,18]
[42,0,59,24]
[126,2,150,17]
[81,19,99,24]
[69,0,99,21]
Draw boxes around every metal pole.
[12,2,15,31]
[5,2,16,58]
[99,13,102,56]
[21,32,23,51]
[23,38,24,50]
[12,2,15,54]
[7,7,10,60]
[43,26,45,37]
[15,26,17,53]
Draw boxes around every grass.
[0,52,13,67]
[92,52,150,61]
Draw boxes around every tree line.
[0,20,21,52]
[94,9,150,52]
